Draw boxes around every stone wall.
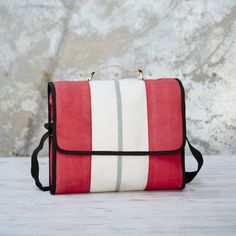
[0,0,236,156]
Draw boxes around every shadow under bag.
[31,75,203,194]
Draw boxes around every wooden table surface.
[0,155,235,235]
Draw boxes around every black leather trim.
[48,82,56,194]
[56,146,184,156]
[175,78,186,188]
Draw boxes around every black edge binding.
[48,82,57,194]
[47,84,52,193]
[175,78,186,189]
[56,147,184,156]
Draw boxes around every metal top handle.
[89,65,144,81]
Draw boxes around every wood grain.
[0,155,235,235]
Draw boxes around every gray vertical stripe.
[115,80,123,191]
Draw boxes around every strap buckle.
[44,122,53,136]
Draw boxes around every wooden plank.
[0,156,235,235]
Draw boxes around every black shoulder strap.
[185,138,204,183]
[31,127,203,191]
[31,131,50,191]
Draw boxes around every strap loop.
[44,122,53,135]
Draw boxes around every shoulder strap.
[31,131,50,191]
[185,138,204,183]
[31,127,203,191]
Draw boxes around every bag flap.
[48,78,185,155]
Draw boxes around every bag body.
[31,75,203,194]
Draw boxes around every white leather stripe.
[119,79,149,191]
[89,80,118,192]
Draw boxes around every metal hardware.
[89,65,144,81]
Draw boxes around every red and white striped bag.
[31,66,203,194]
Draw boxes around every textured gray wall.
[0,0,236,156]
